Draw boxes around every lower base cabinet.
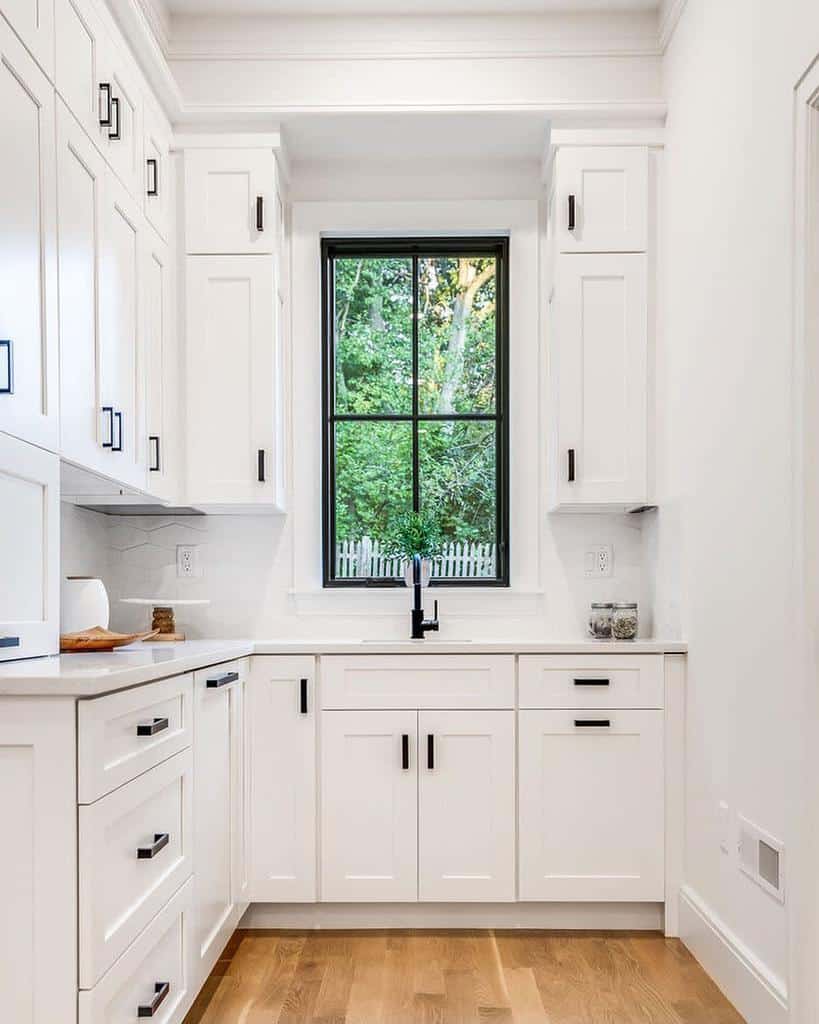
[518,709,664,901]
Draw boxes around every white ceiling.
[166,0,657,15]
[282,112,549,168]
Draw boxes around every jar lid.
[590,602,613,608]
[612,602,638,608]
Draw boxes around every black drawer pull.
[138,981,170,1018]
[108,96,121,140]
[99,82,112,126]
[574,719,611,728]
[258,448,266,483]
[102,406,114,448]
[568,193,576,231]
[147,158,159,197]
[206,671,239,688]
[300,677,308,715]
[137,833,169,859]
[401,733,409,771]
[0,339,12,393]
[0,636,20,649]
[427,733,435,770]
[568,448,576,482]
[256,195,264,232]
[112,410,123,452]
[137,717,169,737]
[149,435,161,472]
[573,678,610,687]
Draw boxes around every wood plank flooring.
[183,930,745,1024]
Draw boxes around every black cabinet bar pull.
[427,734,435,771]
[137,717,169,737]
[0,636,20,649]
[300,677,308,715]
[138,981,170,1018]
[137,832,169,859]
[573,678,610,687]
[206,671,239,688]
[99,82,112,126]
[567,448,576,482]
[102,406,114,448]
[401,733,410,771]
[149,435,161,472]
[0,339,13,394]
[109,96,121,140]
[568,193,576,231]
[574,719,611,728]
[112,410,123,452]
[147,158,159,196]
[256,195,264,232]
[258,448,266,483]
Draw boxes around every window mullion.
[412,253,420,514]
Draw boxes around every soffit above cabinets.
[165,0,659,14]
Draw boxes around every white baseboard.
[240,901,663,931]
[679,886,788,1024]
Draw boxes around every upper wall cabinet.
[1,0,55,78]
[0,17,59,453]
[184,149,278,255]
[55,0,106,145]
[143,100,172,242]
[551,146,648,254]
[144,233,179,504]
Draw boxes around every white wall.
[649,1,819,1019]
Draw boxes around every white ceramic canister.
[61,577,110,633]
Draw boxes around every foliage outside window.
[321,237,509,586]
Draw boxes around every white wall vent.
[738,816,785,904]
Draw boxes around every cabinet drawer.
[321,655,515,710]
[79,749,193,988]
[79,877,194,1024]
[78,674,193,803]
[519,655,664,709]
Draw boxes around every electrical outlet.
[584,545,613,578]
[176,545,198,579]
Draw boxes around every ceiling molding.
[177,99,667,118]
[168,45,662,61]
[134,0,171,53]
[657,0,687,52]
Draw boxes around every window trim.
[321,235,510,588]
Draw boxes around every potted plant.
[384,510,442,587]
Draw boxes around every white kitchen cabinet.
[192,661,249,989]
[97,36,143,200]
[0,433,59,661]
[418,710,515,902]
[185,256,284,511]
[1,0,55,77]
[0,17,59,452]
[549,252,648,510]
[184,148,278,255]
[0,698,76,1024]
[248,657,316,902]
[144,231,179,503]
[143,101,173,242]
[321,710,418,902]
[99,169,146,489]
[518,709,664,901]
[55,0,107,144]
[551,146,648,253]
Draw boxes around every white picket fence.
[335,536,497,580]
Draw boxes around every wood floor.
[183,930,746,1024]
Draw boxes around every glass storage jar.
[611,603,639,640]
[588,603,613,639]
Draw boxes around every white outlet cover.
[176,545,200,578]
[584,545,613,578]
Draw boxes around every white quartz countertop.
[0,638,686,697]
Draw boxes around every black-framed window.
[321,237,509,587]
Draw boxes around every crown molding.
[658,0,687,52]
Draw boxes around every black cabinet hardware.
[206,671,239,688]
[574,719,611,728]
[300,677,308,715]
[108,97,121,140]
[401,733,410,771]
[256,195,264,232]
[102,406,114,448]
[427,734,435,771]
[0,339,13,394]
[138,981,170,1018]
[137,832,169,859]
[137,717,169,737]
[99,83,112,126]
[149,435,161,472]
[258,448,265,483]
[112,410,123,452]
[147,158,159,196]
[573,678,610,687]
[0,636,20,649]
[568,448,576,482]
[568,193,576,231]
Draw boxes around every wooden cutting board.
[60,626,160,653]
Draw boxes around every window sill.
[289,586,544,617]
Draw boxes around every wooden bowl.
[60,626,160,653]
